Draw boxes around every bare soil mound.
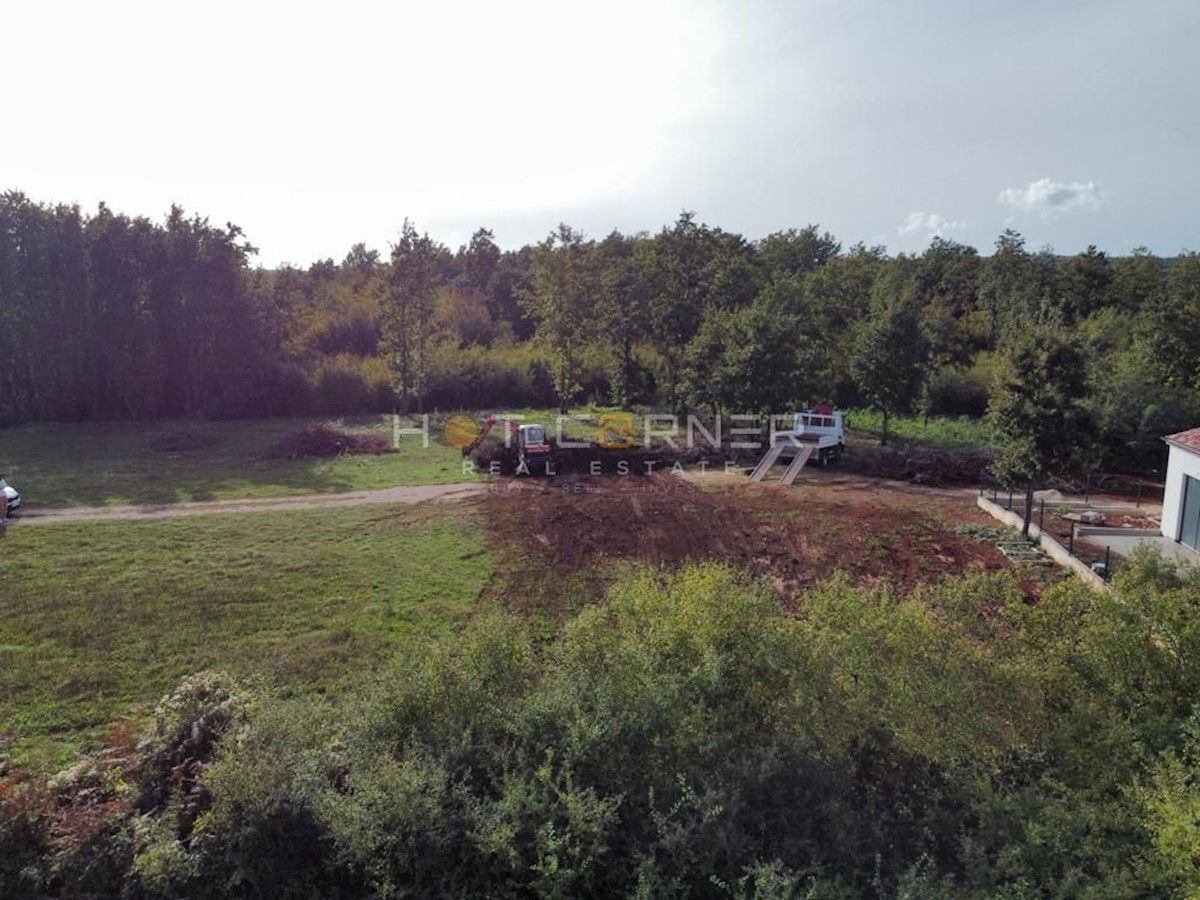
[481,474,1017,610]
[264,423,392,459]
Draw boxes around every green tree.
[757,224,840,279]
[521,224,598,413]
[594,230,649,407]
[800,243,885,400]
[382,219,444,412]
[1146,251,1200,391]
[637,211,725,410]
[1110,246,1165,315]
[684,275,822,417]
[849,279,928,445]
[977,229,1032,349]
[1061,244,1113,323]
[987,331,1095,535]
[912,236,981,367]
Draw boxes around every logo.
[443,414,480,450]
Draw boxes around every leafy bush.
[16,553,1200,897]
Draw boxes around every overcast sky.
[4,0,1197,266]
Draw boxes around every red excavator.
[461,415,552,469]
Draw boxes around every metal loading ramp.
[749,443,814,484]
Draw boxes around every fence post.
[1007,488,1013,511]
[1104,546,1111,580]
[1084,472,1091,505]
[1136,480,1143,508]
[1039,498,1045,532]
[1069,521,1075,556]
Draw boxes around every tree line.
[3,192,1199,470]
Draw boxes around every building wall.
[1162,444,1200,541]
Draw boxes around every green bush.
[19,552,1200,897]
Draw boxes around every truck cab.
[519,424,550,453]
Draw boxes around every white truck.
[750,408,846,484]
[780,409,846,467]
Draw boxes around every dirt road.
[6,469,1158,527]
[9,482,489,525]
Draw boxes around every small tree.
[987,331,1095,536]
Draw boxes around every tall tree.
[595,230,649,407]
[912,237,981,368]
[978,229,1032,349]
[382,220,444,412]
[1061,245,1113,323]
[849,279,928,445]
[987,331,1095,536]
[1146,252,1200,391]
[684,274,828,417]
[637,212,721,410]
[459,227,501,298]
[800,243,885,401]
[521,224,597,414]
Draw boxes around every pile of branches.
[264,423,391,459]
[1043,471,1162,497]
[842,443,995,487]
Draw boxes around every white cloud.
[897,211,966,238]
[997,178,1107,217]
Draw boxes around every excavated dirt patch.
[480,474,1021,612]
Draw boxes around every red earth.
[477,474,1030,611]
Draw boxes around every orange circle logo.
[443,414,480,450]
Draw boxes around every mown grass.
[0,415,481,508]
[0,503,495,771]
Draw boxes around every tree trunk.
[881,408,890,446]
[1022,481,1035,537]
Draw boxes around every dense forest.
[2,191,1198,470]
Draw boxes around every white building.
[1162,428,1200,553]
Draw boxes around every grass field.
[0,503,495,770]
[0,416,480,508]
[841,408,996,450]
[0,408,994,510]
[519,406,996,451]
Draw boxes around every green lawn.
[0,504,495,770]
[0,415,481,508]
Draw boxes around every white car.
[1,478,20,516]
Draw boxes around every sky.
[3,0,1197,267]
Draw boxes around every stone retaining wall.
[976,496,1110,592]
